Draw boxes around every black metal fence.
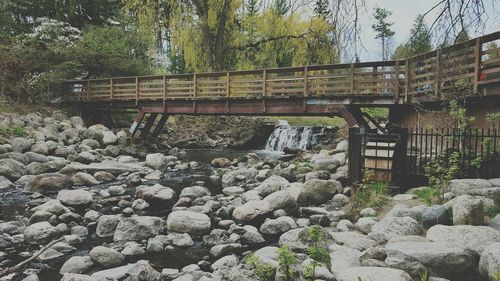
[349,127,500,187]
[406,128,500,179]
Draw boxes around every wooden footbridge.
[65,32,500,137]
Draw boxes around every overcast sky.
[356,0,500,61]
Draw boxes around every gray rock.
[254,175,289,197]
[329,244,361,277]
[211,157,231,168]
[171,233,194,247]
[167,211,211,235]
[222,186,245,196]
[94,171,115,182]
[263,189,298,212]
[337,266,413,281]
[0,175,15,190]
[113,216,165,242]
[31,141,49,155]
[221,168,258,187]
[0,152,29,164]
[145,153,169,169]
[60,160,153,176]
[26,162,52,175]
[102,131,118,145]
[60,274,97,281]
[211,254,239,271]
[452,195,484,225]
[426,225,500,254]
[24,173,73,193]
[355,217,377,234]
[479,242,500,280]
[421,205,451,229]
[332,193,350,206]
[385,241,476,279]
[449,178,493,194]
[89,246,125,268]
[331,231,377,251]
[297,179,341,206]
[260,217,296,235]
[24,152,48,163]
[210,243,241,258]
[91,260,160,280]
[11,137,33,153]
[279,227,334,252]
[136,184,176,206]
[60,256,95,274]
[31,199,70,215]
[489,214,500,230]
[57,190,93,206]
[0,159,26,181]
[180,186,211,199]
[372,216,422,240]
[232,200,272,223]
[23,222,58,244]
[96,215,120,238]
[71,172,99,186]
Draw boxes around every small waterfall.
[265,121,325,151]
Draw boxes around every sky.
[356,0,500,61]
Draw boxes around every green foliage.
[493,271,500,281]
[420,270,429,281]
[423,151,460,205]
[277,245,296,281]
[303,225,332,280]
[372,7,395,60]
[393,15,432,59]
[449,100,474,131]
[413,187,442,205]
[348,181,390,217]
[0,125,27,138]
[362,108,389,122]
[314,0,331,19]
[485,203,500,217]
[246,254,275,281]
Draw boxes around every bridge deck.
[65,31,500,115]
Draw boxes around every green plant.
[303,226,332,281]
[413,187,442,205]
[420,270,428,281]
[277,245,296,281]
[423,151,460,205]
[0,125,27,137]
[246,254,275,281]
[492,272,500,281]
[486,203,500,217]
[348,181,390,218]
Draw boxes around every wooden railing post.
[226,72,230,98]
[473,37,482,94]
[192,74,197,113]
[135,77,139,106]
[394,61,400,102]
[350,63,355,94]
[262,69,267,113]
[163,75,167,111]
[405,59,410,103]
[303,67,308,112]
[435,50,441,99]
[110,79,114,100]
[86,80,90,101]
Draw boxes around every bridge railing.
[64,31,500,104]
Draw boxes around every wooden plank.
[365,158,393,169]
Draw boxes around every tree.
[247,0,261,16]
[392,14,432,59]
[314,0,331,19]
[273,0,291,16]
[372,7,395,60]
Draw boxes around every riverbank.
[0,111,499,281]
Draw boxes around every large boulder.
[337,266,413,281]
[221,168,258,187]
[23,222,58,244]
[232,200,272,223]
[24,173,73,193]
[60,274,98,281]
[96,215,120,238]
[89,246,125,268]
[136,184,176,206]
[31,199,70,215]
[479,242,500,280]
[71,172,99,186]
[449,178,493,194]
[166,211,211,235]
[426,225,500,254]
[90,260,160,280]
[254,175,289,197]
[421,205,451,229]
[60,256,95,274]
[11,137,34,153]
[0,159,26,181]
[385,241,476,279]
[310,154,341,171]
[330,231,378,251]
[371,216,422,240]
[145,153,170,169]
[180,185,211,199]
[297,179,342,206]
[278,227,334,252]
[113,216,165,242]
[452,195,484,225]
[263,189,298,213]
[57,190,93,206]
[101,131,118,145]
[0,176,15,191]
[260,217,296,235]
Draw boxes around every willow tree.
[125,0,338,72]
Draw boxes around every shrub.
[303,226,332,281]
[277,245,296,281]
[246,253,275,281]
[486,204,500,217]
[0,125,27,137]
[347,181,390,218]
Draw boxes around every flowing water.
[265,121,327,151]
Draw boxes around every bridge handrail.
[63,31,500,104]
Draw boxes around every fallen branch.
[0,237,64,277]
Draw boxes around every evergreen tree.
[455,30,470,43]
[392,14,432,59]
[247,0,261,16]
[314,0,330,19]
[273,0,290,16]
[372,7,395,60]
